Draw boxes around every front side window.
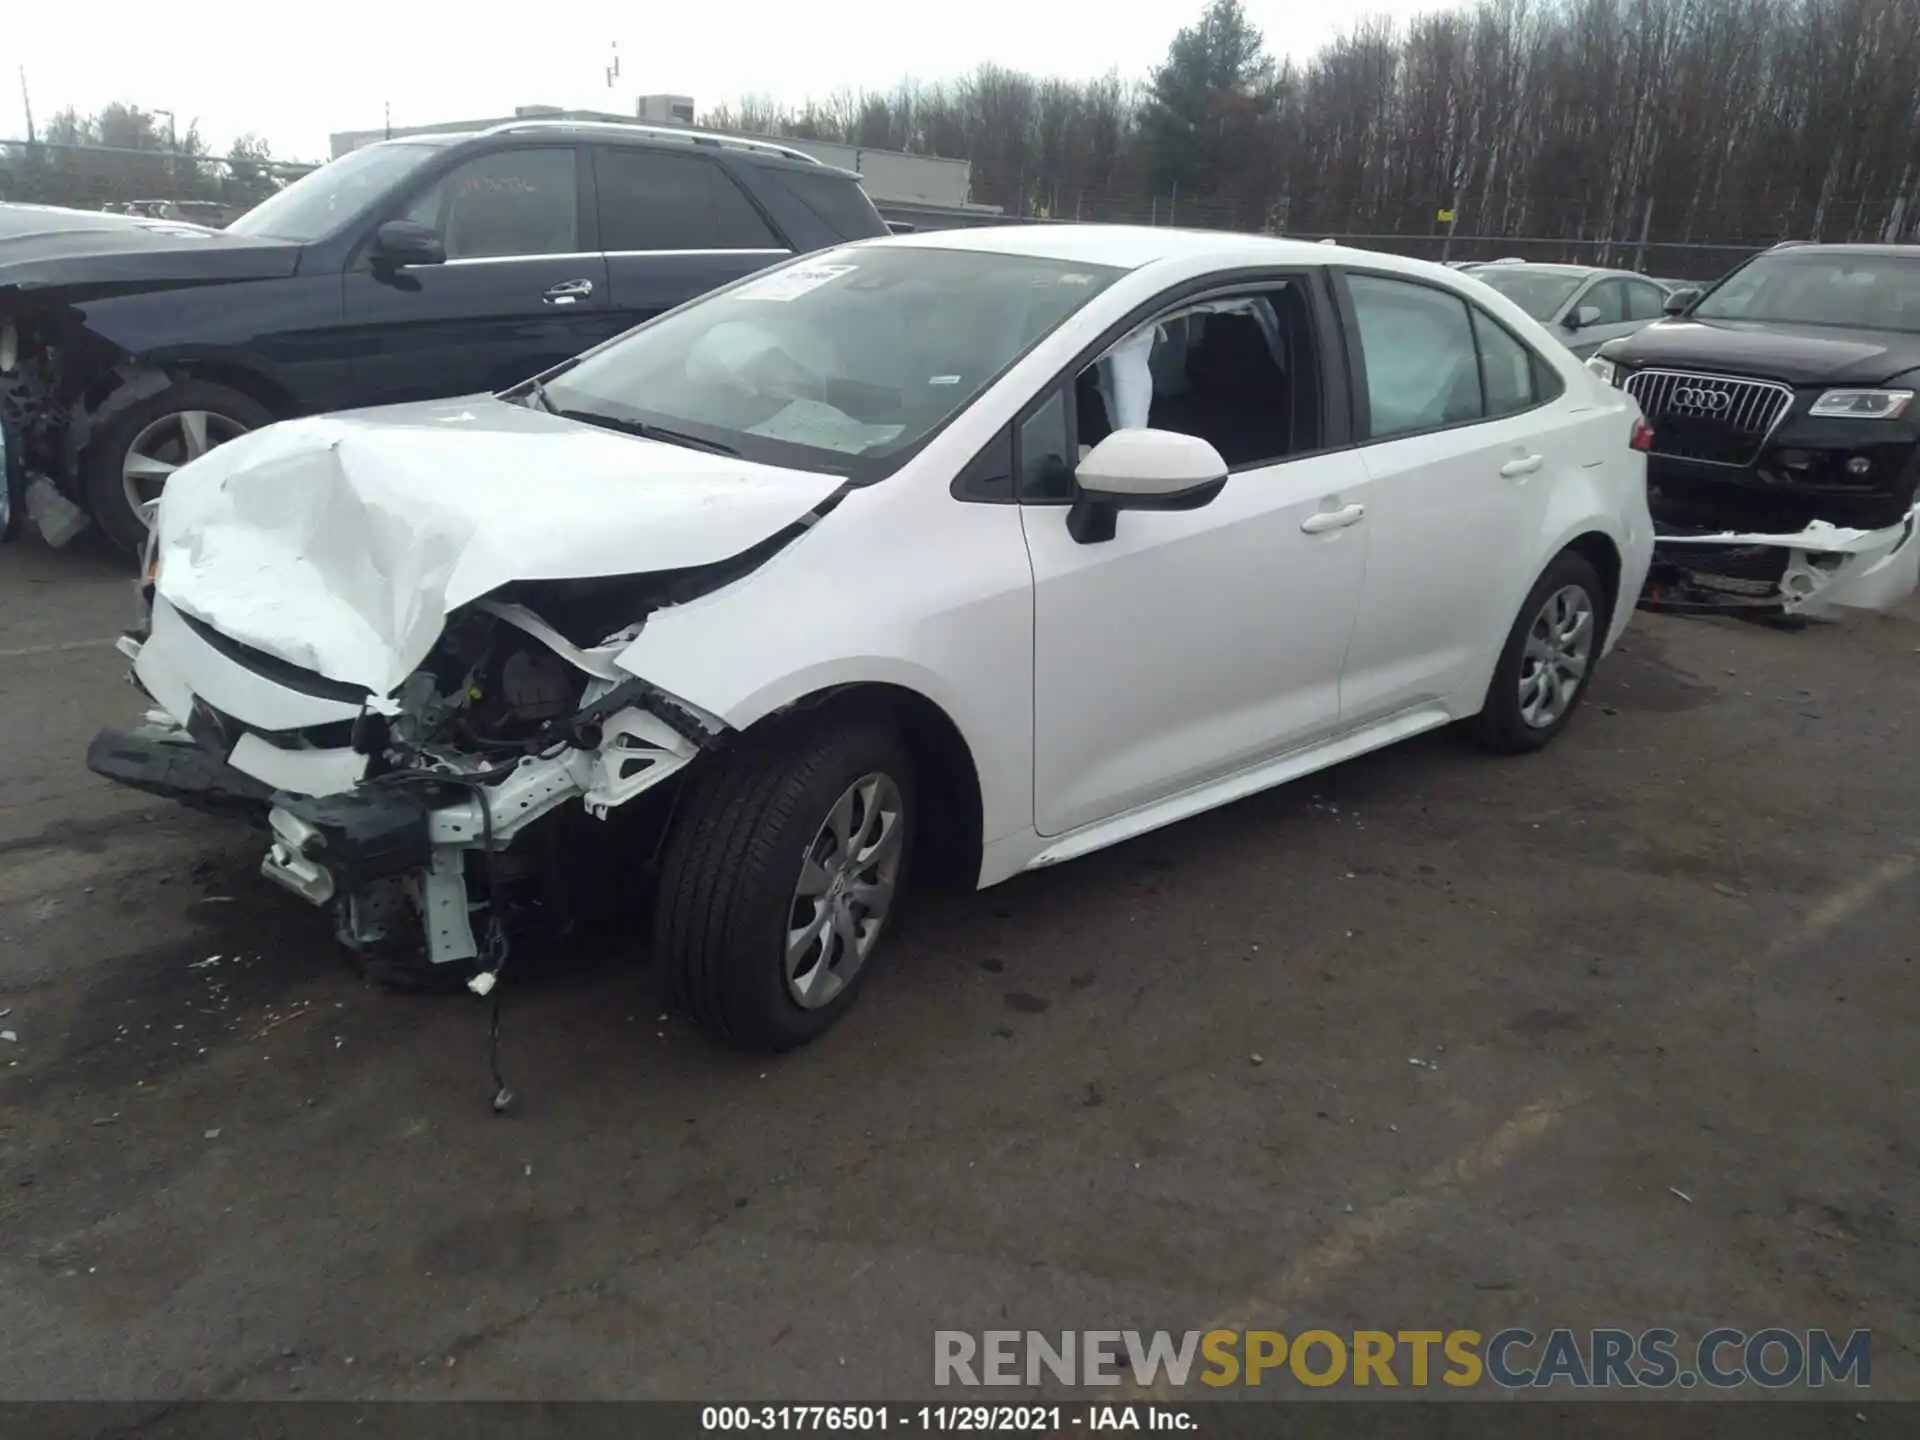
[1347,274,1484,439]
[401,148,579,260]
[1694,252,1920,330]
[1018,389,1075,501]
[1624,280,1669,321]
[542,246,1122,480]
[1069,283,1323,474]
[227,142,439,243]
[594,149,782,251]
[1580,279,1629,325]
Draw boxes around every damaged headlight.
[1809,388,1914,420]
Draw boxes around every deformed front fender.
[609,480,1035,848]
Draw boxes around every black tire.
[1469,549,1607,754]
[655,717,916,1053]
[0,436,21,543]
[81,377,274,559]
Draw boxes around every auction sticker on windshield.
[734,263,858,302]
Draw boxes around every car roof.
[1473,262,1607,276]
[1763,243,1920,258]
[864,224,1407,273]
[354,126,860,179]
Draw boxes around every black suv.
[0,120,888,554]
[1589,242,1920,537]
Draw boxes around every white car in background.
[90,227,1654,1053]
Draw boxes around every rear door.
[340,144,608,403]
[1334,270,1572,724]
[590,146,791,339]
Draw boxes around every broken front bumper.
[1642,506,1920,617]
[89,600,712,973]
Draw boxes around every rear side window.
[764,169,889,240]
[1346,274,1484,439]
[1623,280,1668,321]
[1472,309,1539,417]
[593,148,782,251]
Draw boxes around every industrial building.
[327,100,1004,230]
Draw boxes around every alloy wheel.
[785,772,906,1009]
[1518,583,1595,728]
[122,409,251,519]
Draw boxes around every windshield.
[1471,268,1587,320]
[541,246,1124,479]
[1694,252,1920,330]
[227,143,440,242]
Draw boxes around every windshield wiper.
[521,378,558,415]
[557,409,740,457]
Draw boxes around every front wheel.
[81,378,273,559]
[0,432,21,542]
[1469,550,1607,753]
[655,718,915,1053]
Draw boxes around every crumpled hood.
[0,204,300,291]
[154,396,843,695]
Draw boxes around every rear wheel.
[1469,550,1606,754]
[655,718,915,1052]
[82,378,273,558]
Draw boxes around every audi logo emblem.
[1671,387,1731,411]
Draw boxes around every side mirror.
[1567,304,1603,330]
[372,220,446,268]
[1663,287,1701,316]
[1067,429,1228,545]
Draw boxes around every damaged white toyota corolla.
[89,227,1655,1052]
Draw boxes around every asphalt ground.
[0,534,1914,1405]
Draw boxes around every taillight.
[1630,418,1654,453]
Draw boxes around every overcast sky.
[11,0,1449,160]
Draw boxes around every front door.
[1022,283,1372,837]
[341,144,608,404]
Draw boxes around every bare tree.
[698,0,1920,250]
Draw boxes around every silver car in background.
[1464,263,1674,358]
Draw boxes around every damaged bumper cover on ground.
[83,402,847,974]
[1643,506,1920,617]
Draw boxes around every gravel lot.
[0,536,1915,1401]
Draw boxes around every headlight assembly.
[1808,388,1914,420]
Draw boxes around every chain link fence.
[0,140,319,223]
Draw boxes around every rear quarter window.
[764,169,889,240]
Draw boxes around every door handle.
[1301,502,1365,534]
[1500,454,1544,479]
[543,279,595,306]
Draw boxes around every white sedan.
[90,226,1655,1052]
